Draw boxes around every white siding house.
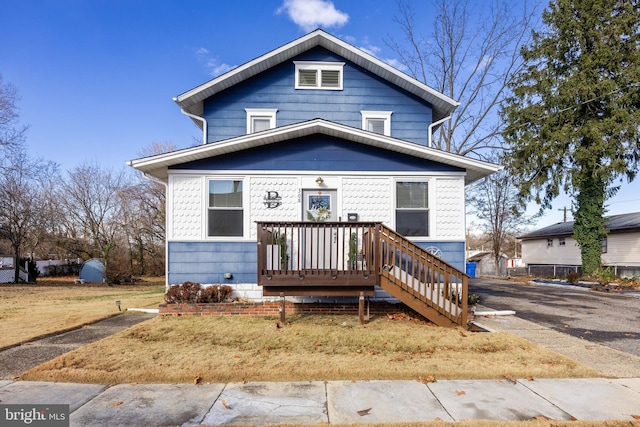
[520,212,640,278]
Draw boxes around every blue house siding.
[204,47,432,145]
[415,241,466,272]
[168,241,257,285]
[172,135,464,173]
[167,240,464,286]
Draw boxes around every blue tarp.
[79,259,105,283]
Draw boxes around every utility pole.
[558,207,568,222]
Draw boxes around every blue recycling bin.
[466,262,477,278]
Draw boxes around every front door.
[301,189,338,269]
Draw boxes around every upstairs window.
[396,181,429,237]
[547,238,553,247]
[361,111,392,136]
[558,237,566,246]
[245,109,277,134]
[294,61,344,90]
[208,180,243,237]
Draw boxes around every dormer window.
[294,61,344,90]
[245,108,277,134]
[361,111,392,136]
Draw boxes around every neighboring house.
[466,251,507,277]
[519,212,640,278]
[128,30,500,325]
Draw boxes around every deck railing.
[257,222,379,292]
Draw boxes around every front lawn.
[21,313,599,384]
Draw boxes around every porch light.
[315,176,324,185]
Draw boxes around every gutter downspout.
[428,115,451,148]
[179,107,208,145]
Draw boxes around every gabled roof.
[519,212,640,239]
[174,29,459,127]
[127,119,500,183]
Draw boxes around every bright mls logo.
[1,404,69,426]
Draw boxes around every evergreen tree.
[501,0,640,276]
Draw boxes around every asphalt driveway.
[469,277,640,357]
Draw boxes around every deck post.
[279,292,285,324]
[359,291,364,325]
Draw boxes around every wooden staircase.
[377,225,468,327]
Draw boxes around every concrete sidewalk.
[1,377,639,425]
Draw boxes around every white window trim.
[393,178,431,238]
[205,177,248,240]
[245,108,278,134]
[294,61,344,90]
[361,110,393,136]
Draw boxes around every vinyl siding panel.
[521,237,581,265]
[173,135,463,173]
[204,47,432,145]
[602,231,640,266]
[168,241,257,285]
[523,232,640,267]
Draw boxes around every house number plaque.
[263,191,282,208]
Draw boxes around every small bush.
[199,285,234,303]
[165,282,233,304]
[165,281,202,304]
[565,272,581,284]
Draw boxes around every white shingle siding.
[341,178,391,223]
[435,178,465,240]
[170,175,203,240]
[249,177,299,240]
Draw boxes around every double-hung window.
[361,111,392,136]
[245,109,277,134]
[395,181,429,236]
[208,180,243,237]
[294,61,344,90]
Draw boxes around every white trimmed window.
[245,108,277,134]
[395,181,429,237]
[208,179,243,237]
[361,111,392,136]
[294,61,344,90]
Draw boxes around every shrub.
[199,285,234,303]
[164,282,233,304]
[165,281,202,304]
[565,272,581,284]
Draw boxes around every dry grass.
[22,313,600,384]
[0,276,165,349]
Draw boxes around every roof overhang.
[127,119,501,184]
[173,29,459,128]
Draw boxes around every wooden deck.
[257,222,468,326]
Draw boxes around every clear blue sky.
[2,0,638,229]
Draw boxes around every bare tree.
[0,146,59,281]
[386,0,538,156]
[0,74,28,153]
[121,141,174,276]
[56,162,131,281]
[467,152,533,274]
